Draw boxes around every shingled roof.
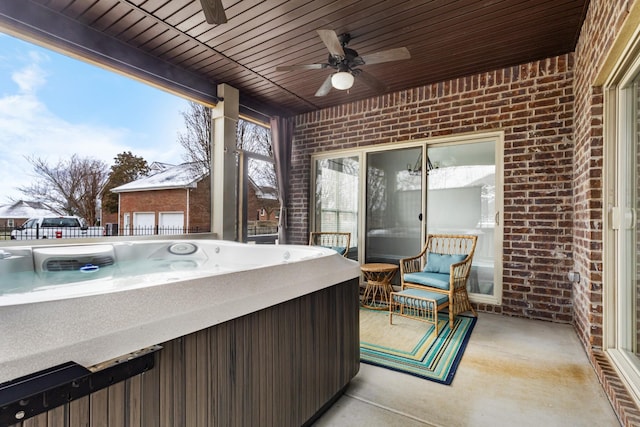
[0,200,60,218]
[110,163,208,193]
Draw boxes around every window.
[238,119,279,243]
[604,18,640,405]
[313,155,360,254]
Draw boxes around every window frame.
[602,10,640,405]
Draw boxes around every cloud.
[0,46,188,204]
[0,57,138,203]
[11,53,47,93]
[0,96,134,202]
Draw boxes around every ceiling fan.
[200,0,227,25]
[276,30,411,97]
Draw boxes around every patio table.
[360,263,398,310]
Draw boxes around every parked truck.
[10,216,105,240]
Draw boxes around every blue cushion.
[403,272,451,290]
[424,253,467,274]
[392,288,449,308]
[321,245,346,255]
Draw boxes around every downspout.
[186,187,190,233]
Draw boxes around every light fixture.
[331,71,354,90]
[407,153,436,176]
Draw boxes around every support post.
[211,84,239,240]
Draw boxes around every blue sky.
[0,32,191,203]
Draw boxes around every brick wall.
[573,0,640,425]
[290,55,574,321]
[573,0,629,352]
[247,184,279,222]
[188,178,212,232]
[101,211,118,226]
[116,181,211,234]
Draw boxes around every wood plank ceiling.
[0,0,589,119]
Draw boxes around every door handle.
[418,213,423,221]
[495,211,499,226]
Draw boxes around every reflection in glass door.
[365,147,423,266]
[617,73,640,360]
[314,156,359,260]
[426,141,499,298]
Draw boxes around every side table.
[360,263,398,309]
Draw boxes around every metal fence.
[1,225,211,240]
[113,226,210,237]
[247,224,278,236]
[1,225,279,242]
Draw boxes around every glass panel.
[314,156,359,260]
[629,75,640,356]
[237,119,278,244]
[366,148,422,269]
[426,141,496,296]
[247,158,279,238]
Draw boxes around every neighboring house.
[247,176,279,222]
[110,163,210,235]
[109,162,280,236]
[0,200,60,229]
[100,162,176,231]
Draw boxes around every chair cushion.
[403,272,451,290]
[424,253,467,274]
[321,245,346,255]
[392,288,449,308]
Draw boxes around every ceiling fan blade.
[317,29,345,58]
[200,0,227,25]
[315,74,333,97]
[360,47,411,65]
[276,63,327,72]
[357,70,388,93]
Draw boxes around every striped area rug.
[359,308,476,385]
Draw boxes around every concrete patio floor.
[314,312,620,426]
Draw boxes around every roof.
[248,177,278,201]
[111,163,208,193]
[1,1,590,117]
[148,162,175,176]
[0,200,60,218]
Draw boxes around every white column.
[211,84,239,240]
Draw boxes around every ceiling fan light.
[331,71,354,90]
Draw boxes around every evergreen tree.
[102,151,150,214]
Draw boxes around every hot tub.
[0,238,360,384]
[0,239,345,306]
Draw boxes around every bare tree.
[178,101,212,174]
[177,101,278,218]
[19,154,109,225]
[237,120,272,156]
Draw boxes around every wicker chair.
[392,234,478,329]
[309,232,351,257]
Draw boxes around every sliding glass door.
[605,58,640,396]
[365,147,423,266]
[313,155,360,259]
[310,133,502,302]
[426,141,500,299]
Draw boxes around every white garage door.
[159,212,184,235]
[133,212,155,235]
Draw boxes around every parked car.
[10,216,104,240]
